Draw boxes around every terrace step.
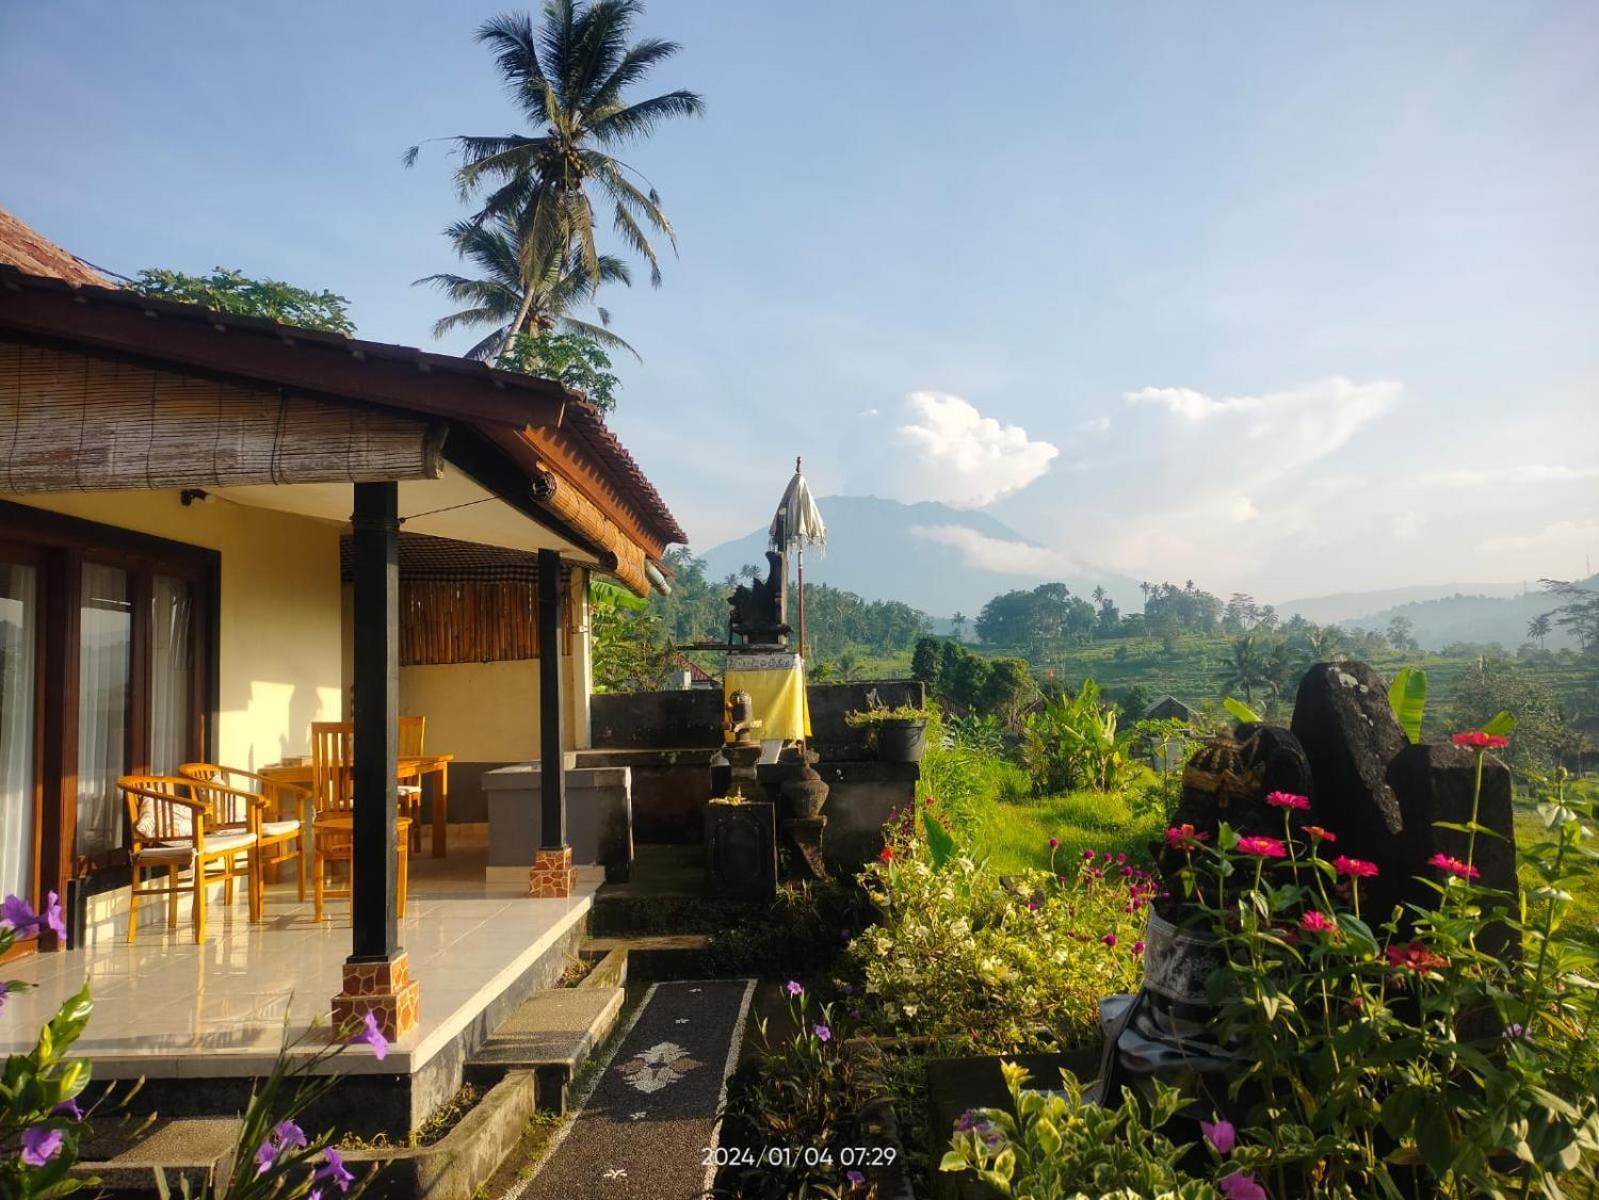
[587,844,762,938]
[74,1116,242,1197]
[464,984,626,1112]
[583,933,715,981]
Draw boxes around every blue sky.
[3,1,1596,600]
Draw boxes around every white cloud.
[892,391,1059,507]
[1421,464,1599,487]
[1124,377,1399,480]
[857,407,879,417]
[1079,415,1112,436]
[1230,495,1259,523]
[911,524,1086,577]
[1479,519,1599,554]
[1393,510,1423,541]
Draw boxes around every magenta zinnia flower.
[1428,853,1479,880]
[1200,1117,1237,1154]
[1333,855,1379,878]
[1452,731,1509,750]
[1300,910,1336,933]
[1236,836,1287,859]
[1302,825,1335,844]
[1164,824,1209,851]
[1265,791,1310,811]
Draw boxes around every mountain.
[1329,580,1593,652]
[1275,582,1529,626]
[699,495,1142,618]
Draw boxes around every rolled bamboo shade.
[537,464,648,595]
[0,342,444,492]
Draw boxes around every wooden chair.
[180,764,308,908]
[309,721,410,923]
[119,775,259,944]
[398,716,425,853]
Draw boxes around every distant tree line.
[911,637,1035,723]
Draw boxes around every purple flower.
[0,981,8,1012]
[274,1119,307,1150]
[314,1148,355,1194]
[1219,1172,1267,1200]
[1200,1118,1237,1155]
[813,1023,831,1043]
[353,1010,388,1061]
[785,980,803,997]
[255,1140,279,1177]
[841,983,854,995]
[21,1126,64,1168]
[42,891,66,940]
[846,1169,866,1187]
[1504,1023,1527,1040]
[2,894,38,932]
[954,1109,978,1133]
[53,1098,83,1120]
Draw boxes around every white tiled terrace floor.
[0,829,598,1079]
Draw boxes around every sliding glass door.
[76,563,131,860]
[0,558,39,906]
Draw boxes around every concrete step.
[465,985,626,1112]
[583,933,714,980]
[74,1116,242,1197]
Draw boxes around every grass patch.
[974,785,1163,875]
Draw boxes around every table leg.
[432,764,448,858]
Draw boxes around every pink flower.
[1300,910,1336,933]
[1164,824,1209,852]
[1385,941,1449,972]
[1048,837,1060,849]
[1132,940,1145,956]
[1101,933,1117,948]
[1302,825,1335,844]
[1200,1117,1237,1154]
[1333,855,1379,879]
[813,1023,832,1042]
[1236,836,1287,859]
[1452,731,1509,750]
[1082,848,1095,860]
[1219,1172,1268,1200]
[1428,853,1480,880]
[879,847,894,863]
[1266,791,1310,811]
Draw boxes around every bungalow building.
[0,208,683,1090]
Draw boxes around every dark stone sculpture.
[727,549,790,645]
[1291,661,1409,914]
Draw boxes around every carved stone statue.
[727,549,790,645]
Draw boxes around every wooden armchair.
[398,715,425,853]
[309,722,410,923]
[180,763,308,907]
[119,775,259,944]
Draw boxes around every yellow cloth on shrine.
[724,654,811,741]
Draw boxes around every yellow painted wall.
[5,490,344,769]
[398,660,540,761]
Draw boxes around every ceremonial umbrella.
[769,456,826,664]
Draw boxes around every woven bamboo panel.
[399,580,538,665]
[539,463,649,595]
[0,341,444,491]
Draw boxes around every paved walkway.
[521,979,754,1200]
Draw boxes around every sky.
[3,1,1596,603]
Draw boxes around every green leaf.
[1387,667,1427,744]
[925,810,957,872]
[1415,1104,1456,1174]
[1479,710,1517,736]
[1223,696,1263,725]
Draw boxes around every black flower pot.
[877,718,927,764]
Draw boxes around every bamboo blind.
[0,341,445,491]
[399,580,538,665]
[538,463,649,595]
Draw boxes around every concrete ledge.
[75,1117,242,1196]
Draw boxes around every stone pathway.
[518,979,755,1200]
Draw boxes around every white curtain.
[149,575,192,775]
[0,563,37,903]
[76,563,130,858]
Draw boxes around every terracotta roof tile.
[0,206,110,287]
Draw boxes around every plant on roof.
[131,268,355,336]
[405,0,704,362]
[499,330,621,414]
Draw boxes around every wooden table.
[260,755,454,858]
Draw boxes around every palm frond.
[556,314,640,360]
[475,12,553,120]
[432,306,509,340]
[588,89,703,145]
[538,0,578,110]
[609,200,661,286]
[465,326,510,360]
[567,0,641,107]
[588,38,683,112]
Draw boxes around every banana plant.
[1388,667,1428,743]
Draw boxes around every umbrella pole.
[797,541,808,756]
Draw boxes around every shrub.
[845,812,1152,1052]
[1021,678,1137,795]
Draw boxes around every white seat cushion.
[261,819,300,838]
[138,831,256,862]
[134,796,193,841]
[397,784,422,796]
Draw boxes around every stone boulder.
[1291,661,1408,916]
[1388,741,1519,958]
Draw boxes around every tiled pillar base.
[529,847,575,898]
[331,952,421,1041]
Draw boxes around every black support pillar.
[350,480,400,962]
[537,548,566,850]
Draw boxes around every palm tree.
[1301,625,1345,663]
[1215,633,1273,704]
[408,2,703,357]
[1527,612,1553,650]
[415,216,637,360]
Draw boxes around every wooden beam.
[350,481,399,962]
[537,548,566,850]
